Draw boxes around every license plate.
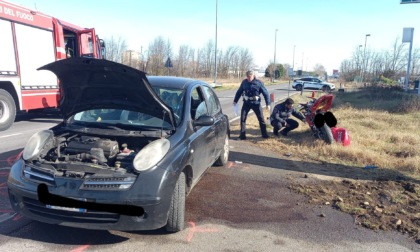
[46,205,87,213]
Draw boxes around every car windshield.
[153,86,185,125]
[69,109,174,130]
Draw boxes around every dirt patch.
[288,178,420,243]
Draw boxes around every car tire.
[166,172,186,232]
[214,134,229,166]
[322,85,331,92]
[0,89,16,131]
[295,84,302,91]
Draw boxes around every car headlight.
[22,130,54,161]
[133,138,170,172]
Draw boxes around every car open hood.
[38,58,176,129]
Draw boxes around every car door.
[301,77,312,89]
[188,86,215,180]
[201,86,226,161]
[312,78,323,89]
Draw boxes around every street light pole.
[301,52,304,72]
[357,45,362,83]
[292,45,295,70]
[213,0,218,85]
[362,34,370,83]
[273,28,278,82]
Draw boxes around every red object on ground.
[331,127,351,146]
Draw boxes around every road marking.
[0,133,22,139]
[0,212,17,223]
[186,221,218,242]
[70,245,90,252]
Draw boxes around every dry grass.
[231,87,420,178]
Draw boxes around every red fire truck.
[0,0,105,131]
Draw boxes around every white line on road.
[0,133,22,139]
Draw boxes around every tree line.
[104,36,255,80]
[340,38,419,85]
[104,35,417,84]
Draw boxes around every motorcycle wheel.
[319,124,334,144]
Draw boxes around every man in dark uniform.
[270,98,305,136]
[233,70,270,140]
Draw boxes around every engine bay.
[30,131,157,175]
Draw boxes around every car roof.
[147,76,205,90]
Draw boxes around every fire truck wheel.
[0,90,16,131]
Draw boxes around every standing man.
[270,98,305,136]
[233,70,270,140]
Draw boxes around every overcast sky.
[13,0,420,74]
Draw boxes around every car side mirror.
[193,115,214,127]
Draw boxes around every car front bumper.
[7,159,175,231]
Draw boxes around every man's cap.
[246,70,254,76]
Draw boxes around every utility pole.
[292,45,295,70]
[273,29,278,82]
[213,0,218,85]
[362,34,370,83]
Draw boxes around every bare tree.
[340,36,419,84]
[175,45,190,76]
[199,40,215,78]
[148,36,171,76]
[313,63,326,77]
[410,48,420,76]
[103,36,127,63]
[220,46,239,78]
[238,48,253,76]
[384,38,407,78]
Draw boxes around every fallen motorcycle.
[298,93,350,145]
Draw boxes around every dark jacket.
[270,102,305,125]
[233,78,269,106]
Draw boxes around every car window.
[190,87,207,120]
[201,86,220,116]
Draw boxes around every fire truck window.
[65,40,74,58]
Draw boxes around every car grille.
[80,176,136,190]
[23,197,120,223]
[23,166,56,186]
[23,165,136,191]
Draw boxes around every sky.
[10,0,420,74]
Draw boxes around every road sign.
[401,0,420,3]
[165,57,173,68]
[403,27,414,43]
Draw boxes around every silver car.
[292,77,335,92]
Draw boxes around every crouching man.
[270,98,305,136]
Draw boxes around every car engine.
[32,133,148,174]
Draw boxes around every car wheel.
[166,172,186,232]
[295,84,302,91]
[322,85,331,92]
[214,134,229,166]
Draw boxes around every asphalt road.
[0,83,418,251]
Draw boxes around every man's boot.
[260,123,269,138]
